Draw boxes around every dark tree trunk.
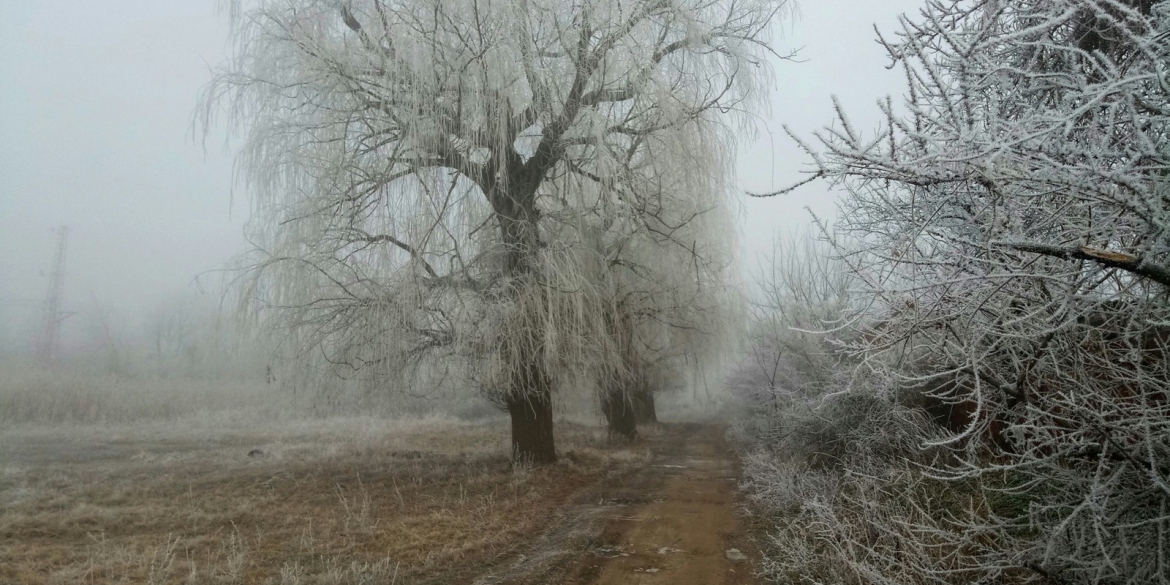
[632,385,657,424]
[487,174,558,465]
[497,198,557,465]
[505,365,557,465]
[601,386,638,441]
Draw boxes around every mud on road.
[476,423,760,585]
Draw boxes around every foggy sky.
[0,0,921,350]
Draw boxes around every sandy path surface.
[486,423,759,585]
[576,423,755,585]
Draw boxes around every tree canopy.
[202,0,785,461]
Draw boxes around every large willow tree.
[200,0,782,463]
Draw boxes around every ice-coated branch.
[996,241,1170,288]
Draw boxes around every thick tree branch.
[997,241,1170,288]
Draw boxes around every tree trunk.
[490,181,557,465]
[602,386,638,441]
[632,385,657,424]
[506,364,557,465]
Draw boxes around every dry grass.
[0,404,646,584]
[0,367,297,426]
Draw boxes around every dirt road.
[479,423,759,585]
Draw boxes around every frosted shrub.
[750,1,1170,583]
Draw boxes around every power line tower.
[35,225,71,366]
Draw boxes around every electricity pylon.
[35,225,71,366]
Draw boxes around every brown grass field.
[0,384,650,585]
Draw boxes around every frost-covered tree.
[724,231,871,474]
[754,235,850,386]
[762,0,1170,582]
[584,187,738,439]
[200,0,783,463]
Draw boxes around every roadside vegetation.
[733,2,1170,584]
